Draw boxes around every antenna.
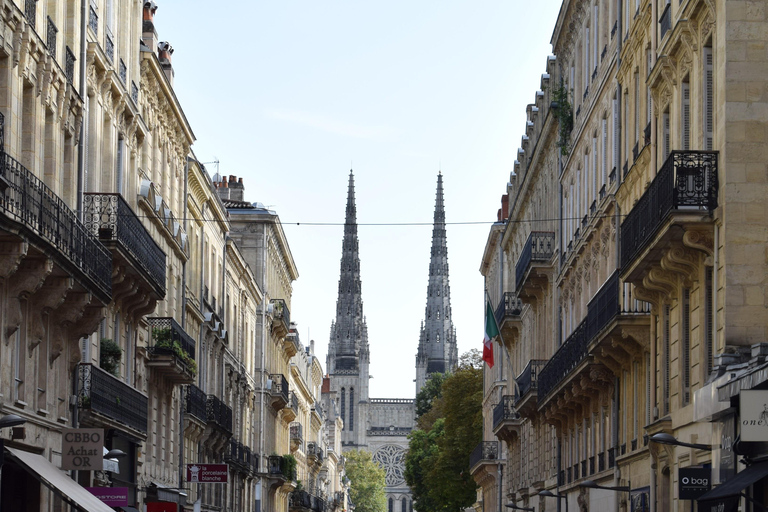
[201,158,220,178]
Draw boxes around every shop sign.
[740,390,768,441]
[719,414,736,483]
[61,428,103,470]
[679,467,711,500]
[147,502,178,512]
[700,496,740,512]
[86,487,128,506]
[186,463,229,483]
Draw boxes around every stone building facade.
[478,0,768,510]
[0,2,348,512]
[326,172,459,511]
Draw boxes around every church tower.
[415,173,458,395]
[327,171,370,448]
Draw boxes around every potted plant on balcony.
[152,327,197,377]
[282,454,297,481]
[100,338,122,377]
[551,79,574,156]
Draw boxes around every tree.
[405,418,445,512]
[459,348,482,370]
[416,372,447,418]
[345,449,387,512]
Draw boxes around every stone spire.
[327,171,369,375]
[416,173,458,394]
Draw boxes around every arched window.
[349,388,355,431]
[389,498,394,512]
[340,388,346,430]
[402,497,407,512]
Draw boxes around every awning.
[118,507,140,512]
[6,447,115,512]
[698,460,768,512]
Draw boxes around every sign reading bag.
[62,428,103,470]
[740,390,768,442]
[678,467,711,500]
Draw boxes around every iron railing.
[469,441,498,469]
[312,400,324,418]
[495,292,522,325]
[290,392,299,416]
[271,298,290,332]
[270,373,289,405]
[620,151,718,270]
[599,184,606,200]
[268,455,296,481]
[88,6,98,34]
[131,81,139,103]
[78,363,148,433]
[119,59,127,84]
[659,3,672,40]
[601,44,608,61]
[644,122,652,146]
[516,359,547,403]
[585,272,620,341]
[46,16,57,58]
[290,490,325,512]
[185,384,206,423]
[206,394,233,434]
[632,142,639,162]
[609,167,616,184]
[290,422,303,443]
[0,128,112,301]
[611,21,618,38]
[492,395,517,431]
[515,231,556,290]
[147,317,195,360]
[24,0,36,28]
[65,46,76,84]
[226,439,252,472]
[83,193,166,295]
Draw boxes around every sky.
[161,0,563,398]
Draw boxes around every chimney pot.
[223,180,228,188]
[229,175,236,182]
[238,177,243,184]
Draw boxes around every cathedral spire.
[327,171,369,375]
[416,173,458,394]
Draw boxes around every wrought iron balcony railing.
[226,439,253,472]
[46,16,57,58]
[131,81,139,104]
[469,441,498,469]
[290,422,303,442]
[77,363,148,433]
[538,319,588,400]
[88,6,98,34]
[0,130,112,302]
[147,317,195,360]
[492,395,517,431]
[105,32,114,62]
[24,0,36,28]
[515,231,556,290]
[644,122,652,147]
[290,392,299,416]
[271,298,290,335]
[65,46,76,84]
[84,193,166,296]
[516,359,547,403]
[268,455,296,481]
[206,394,233,434]
[312,400,324,418]
[290,489,325,512]
[119,59,127,84]
[185,384,206,423]
[495,292,522,325]
[632,142,639,162]
[620,151,718,270]
[269,373,289,408]
[585,272,620,341]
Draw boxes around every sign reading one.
[62,428,103,470]
[740,390,768,442]
[679,467,711,500]
[86,487,128,507]
[186,463,229,483]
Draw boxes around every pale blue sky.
[162,0,562,398]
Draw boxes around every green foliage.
[552,79,574,156]
[100,338,122,377]
[405,351,484,512]
[345,449,387,512]
[152,327,198,377]
[282,454,298,481]
[416,372,447,418]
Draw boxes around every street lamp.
[649,433,712,451]
[539,489,568,512]
[0,414,27,512]
[505,502,535,511]
[104,449,127,460]
[579,479,631,492]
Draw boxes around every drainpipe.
[498,462,503,512]
[258,222,268,510]
[76,0,89,218]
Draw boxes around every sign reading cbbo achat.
[61,428,103,470]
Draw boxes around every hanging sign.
[186,463,229,483]
[61,428,103,470]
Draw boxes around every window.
[662,109,671,161]
[682,288,691,405]
[705,267,714,377]
[703,45,714,149]
[663,305,671,415]
[389,498,394,512]
[682,78,691,150]
[340,388,346,430]
[402,498,407,512]
[349,387,355,431]
[601,118,608,186]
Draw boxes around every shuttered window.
[682,288,691,405]
[682,80,691,150]
[704,46,714,149]
[663,110,671,161]
[663,305,671,415]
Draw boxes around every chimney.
[158,41,174,86]
[501,194,509,220]
[142,1,158,53]
[229,176,245,202]
[310,339,315,356]
[216,178,230,201]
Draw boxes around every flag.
[483,301,499,368]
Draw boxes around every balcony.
[620,151,718,280]
[290,422,303,451]
[271,298,291,338]
[644,122,652,147]
[285,328,302,357]
[268,454,296,482]
[312,400,324,420]
[284,391,299,423]
[146,317,196,384]
[0,123,112,304]
[206,394,233,435]
[515,359,547,417]
[225,438,253,474]
[269,373,290,410]
[538,319,589,403]
[77,363,148,434]
[290,489,325,512]
[307,442,321,463]
[495,292,522,343]
[492,396,520,443]
[84,193,166,298]
[469,441,499,476]
[515,231,555,300]
[184,384,207,424]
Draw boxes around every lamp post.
[539,489,568,512]
[0,414,27,512]
[579,479,631,492]
[649,433,712,451]
[505,502,535,511]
